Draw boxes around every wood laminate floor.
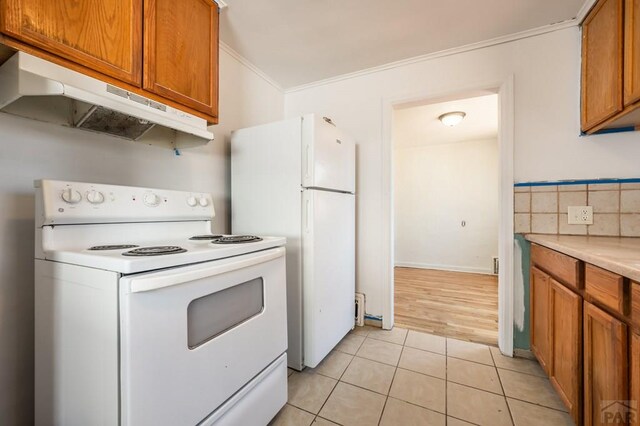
[394,267,499,346]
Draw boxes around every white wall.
[394,138,499,274]
[0,47,284,425]
[284,26,640,318]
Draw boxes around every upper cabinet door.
[144,0,219,118]
[0,0,142,85]
[625,0,640,105]
[581,0,624,131]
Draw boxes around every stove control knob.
[198,197,209,207]
[143,192,160,207]
[187,196,198,207]
[86,190,105,204]
[61,188,82,204]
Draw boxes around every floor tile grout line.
[394,365,446,383]
[490,348,515,426]
[377,395,389,426]
[447,414,483,426]
[334,379,392,399]
[385,394,448,417]
[494,364,547,378]
[504,396,571,414]
[404,343,446,357]
[446,353,497,368]
[444,337,448,420]
[286,403,326,417]
[446,377,505,397]
[336,349,358,382]
[313,343,359,422]
[364,336,406,347]
[292,348,355,422]
[377,346,401,426]
[313,376,340,421]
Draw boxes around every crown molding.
[285,18,578,94]
[219,42,284,92]
[576,0,598,22]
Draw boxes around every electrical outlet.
[567,206,593,225]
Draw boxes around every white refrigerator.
[231,114,356,370]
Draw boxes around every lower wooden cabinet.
[584,301,629,426]
[550,279,583,424]
[531,266,552,374]
[530,264,583,424]
[530,244,640,426]
[632,331,640,426]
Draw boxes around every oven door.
[119,247,287,426]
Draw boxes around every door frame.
[380,76,515,356]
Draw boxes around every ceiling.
[220,0,587,89]
[393,94,498,149]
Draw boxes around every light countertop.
[525,234,640,282]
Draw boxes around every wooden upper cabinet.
[625,0,640,106]
[144,0,219,118]
[531,266,552,374]
[583,301,628,426]
[0,0,142,85]
[550,279,583,425]
[581,0,624,131]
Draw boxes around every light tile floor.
[270,326,575,426]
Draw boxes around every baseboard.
[364,314,382,328]
[394,261,494,275]
[513,348,536,360]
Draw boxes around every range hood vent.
[75,105,156,140]
[0,52,214,146]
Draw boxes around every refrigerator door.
[302,189,355,368]
[302,115,356,193]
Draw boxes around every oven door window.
[187,277,264,349]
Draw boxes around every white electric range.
[34,179,288,426]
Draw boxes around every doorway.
[392,92,500,346]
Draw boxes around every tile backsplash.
[514,180,640,237]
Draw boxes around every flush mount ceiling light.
[438,111,466,127]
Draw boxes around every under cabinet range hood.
[0,52,214,145]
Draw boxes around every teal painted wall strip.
[514,234,531,350]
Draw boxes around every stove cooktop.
[189,235,223,241]
[89,244,139,251]
[211,235,263,244]
[51,234,286,274]
[122,246,187,257]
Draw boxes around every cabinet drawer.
[531,244,582,289]
[585,264,627,315]
[632,281,640,328]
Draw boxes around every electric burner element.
[211,235,263,244]
[88,245,139,251]
[189,235,224,241]
[122,246,187,256]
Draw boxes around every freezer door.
[302,115,356,193]
[302,189,355,367]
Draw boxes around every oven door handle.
[128,247,285,293]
